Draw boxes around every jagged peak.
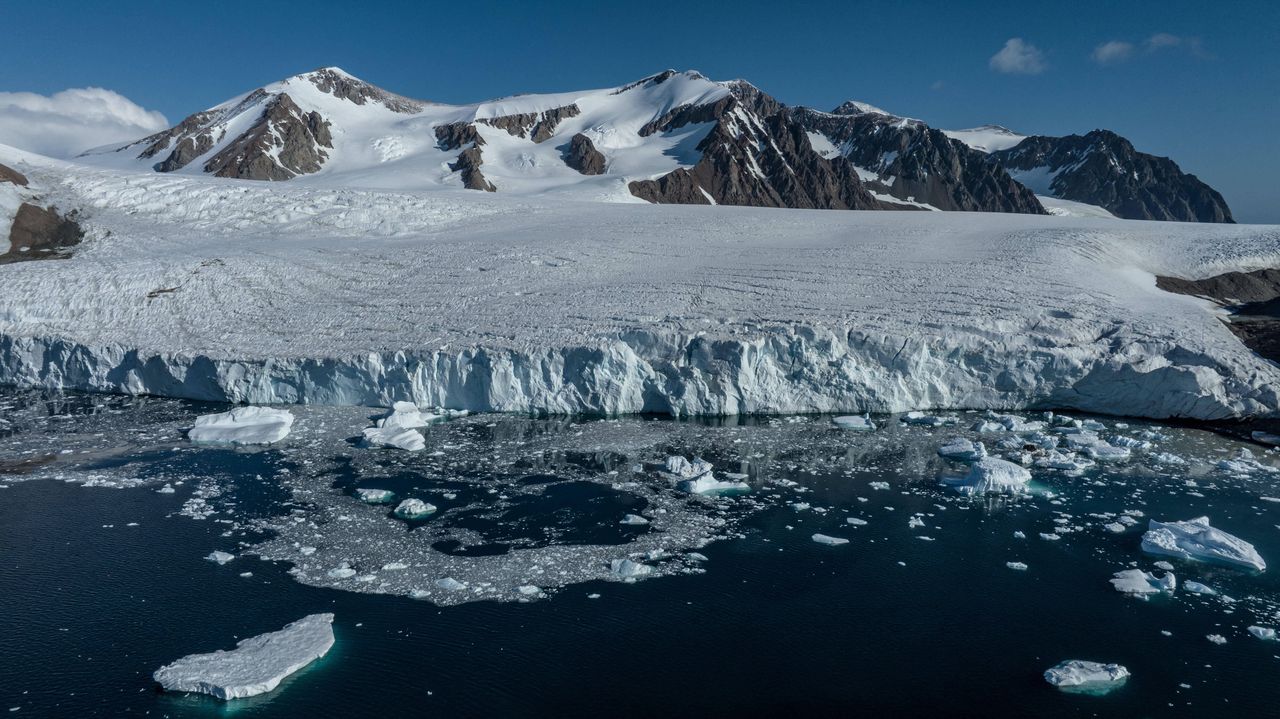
[831,100,895,117]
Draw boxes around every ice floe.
[355,488,395,504]
[1141,517,1266,572]
[394,498,437,519]
[832,415,875,431]
[946,457,1031,496]
[1043,660,1130,692]
[188,407,294,445]
[811,533,849,546]
[1110,568,1176,598]
[153,613,334,700]
[205,551,235,565]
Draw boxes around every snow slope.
[79,67,730,201]
[1,143,1279,419]
[943,125,1028,154]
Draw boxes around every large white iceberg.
[1043,660,1130,692]
[188,406,294,445]
[1141,517,1266,572]
[947,457,1031,496]
[153,613,335,700]
[361,425,425,451]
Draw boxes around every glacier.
[2,144,1280,420]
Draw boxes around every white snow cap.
[153,613,335,700]
[188,407,294,445]
[1141,517,1266,572]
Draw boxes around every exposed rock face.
[1157,268,1280,363]
[303,67,423,113]
[991,130,1233,222]
[794,106,1046,214]
[0,162,29,187]
[564,133,606,175]
[203,94,333,181]
[2,203,83,263]
[629,92,888,210]
[480,104,581,143]
[435,123,495,191]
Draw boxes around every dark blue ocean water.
[2,390,1279,717]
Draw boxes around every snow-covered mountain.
[82,66,1232,222]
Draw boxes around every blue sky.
[2,0,1276,221]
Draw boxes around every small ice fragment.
[1110,568,1176,598]
[205,551,235,565]
[1248,626,1277,641]
[327,563,356,579]
[609,558,655,579]
[811,534,849,546]
[832,415,875,431]
[153,613,334,700]
[619,514,650,525]
[156,484,176,494]
[1206,634,1227,645]
[355,488,395,504]
[435,577,466,591]
[869,481,890,491]
[1183,581,1216,595]
[516,585,542,596]
[1104,522,1127,534]
[846,518,868,526]
[394,499,437,519]
[1007,562,1028,571]
[188,407,294,445]
[908,517,925,529]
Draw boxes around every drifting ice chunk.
[1085,443,1131,462]
[394,498,437,519]
[355,488,395,504]
[619,514,650,525]
[153,613,335,700]
[188,407,294,445]
[947,457,1032,496]
[435,577,466,591]
[679,475,749,495]
[1183,581,1217,595]
[811,533,849,546]
[378,402,440,430]
[1007,562,1028,571]
[662,455,713,479]
[1248,626,1277,641]
[205,551,235,565]
[1110,568,1176,598]
[1044,660,1129,692]
[970,420,1006,433]
[1035,451,1095,472]
[610,558,655,579]
[937,438,987,462]
[832,415,875,431]
[361,425,425,451]
[902,411,954,427]
[1141,517,1266,571]
[1207,634,1227,645]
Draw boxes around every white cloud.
[0,87,168,158]
[989,38,1047,75]
[1091,40,1135,65]
[1144,33,1210,58]
[1145,32,1183,50]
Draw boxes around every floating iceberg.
[394,498,437,519]
[661,455,713,480]
[947,457,1031,496]
[901,411,954,427]
[1043,660,1129,692]
[1248,626,1277,641]
[832,415,875,431]
[679,475,750,495]
[1141,517,1266,572]
[609,558,655,579]
[1085,443,1131,462]
[1183,580,1217,595]
[1007,562,1028,571]
[1110,568,1176,598]
[1034,450,1095,472]
[355,488,395,504]
[153,613,335,700]
[361,425,425,451]
[378,401,440,430]
[205,551,235,565]
[937,437,987,462]
[188,407,294,445]
[811,533,849,546]
[619,514,650,525]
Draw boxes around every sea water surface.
[2,389,1279,717]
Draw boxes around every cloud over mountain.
[0,87,168,158]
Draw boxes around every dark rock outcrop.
[794,107,1045,214]
[628,94,889,210]
[0,162,29,187]
[480,104,581,143]
[2,203,83,263]
[436,123,495,191]
[564,133,606,175]
[201,94,333,180]
[991,130,1233,222]
[1157,268,1280,363]
[304,67,423,113]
